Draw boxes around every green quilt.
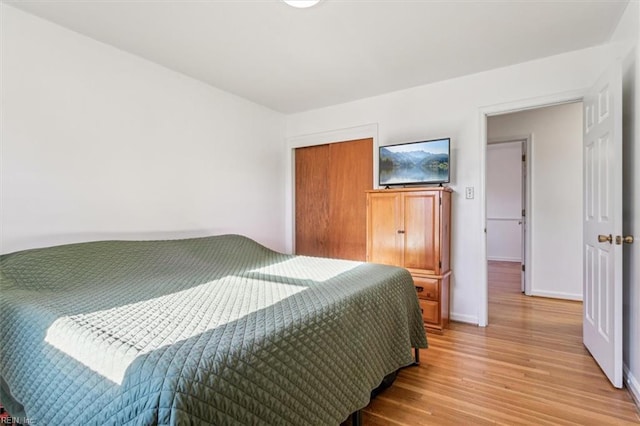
[0,234,427,425]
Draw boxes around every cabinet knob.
[397,230,405,234]
[416,286,424,293]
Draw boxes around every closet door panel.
[328,138,373,260]
[295,144,330,256]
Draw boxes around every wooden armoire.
[366,187,452,332]
[295,138,373,261]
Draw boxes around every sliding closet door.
[295,144,330,257]
[327,139,372,260]
[295,138,373,260]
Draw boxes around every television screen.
[379,138,450,186]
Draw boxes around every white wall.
[488,103,583,300]
[0,5,287,254]
[486,141,522,262]
[286,44,619,325]
[616,0,640,407]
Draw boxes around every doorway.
[482,100,584,324]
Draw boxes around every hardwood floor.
[360,261,640,425]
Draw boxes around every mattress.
[0,234,427,424]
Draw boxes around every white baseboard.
[450,312,478,325]
[624,364,640,409]
[487,256,521,262]
[530,289,583,301]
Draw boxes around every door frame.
[478,89,584,327]
[486,137,531,295]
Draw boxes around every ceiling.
[4,0,629,113]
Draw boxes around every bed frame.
[350,347,421,425]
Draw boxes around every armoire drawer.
[413,276,439,301]
[418,299,440,324]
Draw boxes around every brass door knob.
[615,235,634,245]
[598,234,613,244]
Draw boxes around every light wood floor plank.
[359,261,640,425]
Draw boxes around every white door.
[486,142,523,265]
[583,62,622,388]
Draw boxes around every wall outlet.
[465,187,474,199]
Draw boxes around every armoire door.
[295,138,372,260]
[403,191,440,274]
[366,191,403,266]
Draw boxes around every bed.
[0,234,427,424]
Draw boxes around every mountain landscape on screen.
[379,142,449,185]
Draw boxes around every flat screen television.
[379,137,450,186]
